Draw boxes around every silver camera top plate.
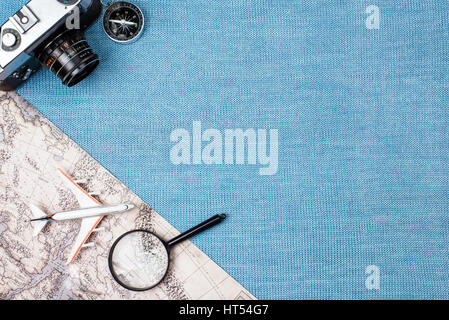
[0,0,82,74]
[11,6,39,34]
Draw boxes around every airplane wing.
[57,168,104,264]
[57,168,101,208]
[66,215,103,264]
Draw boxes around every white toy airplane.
[30,168,135,264]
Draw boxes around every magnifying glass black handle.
[167,213,227,247]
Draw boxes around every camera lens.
[36,29,99,87]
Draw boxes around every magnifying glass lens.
[109,231,169,290]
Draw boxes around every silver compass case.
[102,1,145,43]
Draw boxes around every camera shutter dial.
[1,29,21,51]
[57,0,79,5]
[3,33,17,47]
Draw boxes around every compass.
[102,1,144,43]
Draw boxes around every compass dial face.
[103,1,144,43]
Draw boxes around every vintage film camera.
[0,0,102,91]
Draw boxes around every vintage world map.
[0,90,254,300]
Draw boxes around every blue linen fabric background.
[1,0,448,299]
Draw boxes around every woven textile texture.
[1,0,448,299]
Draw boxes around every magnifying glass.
[108,213,226,291]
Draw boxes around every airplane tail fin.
[30,204,49,237]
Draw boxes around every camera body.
[0,0,102,91]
